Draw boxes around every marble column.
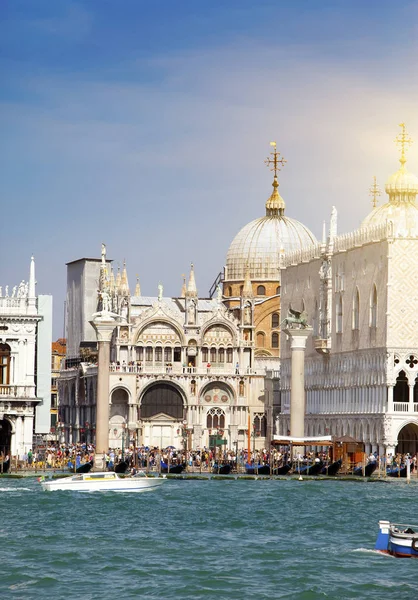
[90,314,118,471]
[284,327,312,440]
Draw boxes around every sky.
[2,0,418,337]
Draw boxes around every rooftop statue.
[282,304,309,329]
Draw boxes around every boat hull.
[41,472,164,492]
[376,520,418,557]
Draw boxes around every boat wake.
[0,487,32,492]
[352,547,394,557]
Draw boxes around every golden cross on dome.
[395,122,413,166]
[264,141,287,178]
[369,176,381,209]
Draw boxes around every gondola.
[212,463,231,475]
[293,461,323,476]
[272,464,292,476]
[160,461,185,474]
[387,463,415,478]
[0,459,10,473]
[76,460,93,474]
[114,460,129,473]
[353,462,377,477]
[245,464,271,475]
[320,459,342,476]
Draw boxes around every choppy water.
[1,477,418,599]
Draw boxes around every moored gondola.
[160,461,185,474]
[353,462,377,477]
[76,460,93,474]
[320,459,342,476]
[245,464,270,475]
[114,460,129,473]
[272,464,292,476]
[212,463,231,475]
[293,461,324,476]
[387,463,415,478]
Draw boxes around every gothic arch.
[135,318,185,345]
[139,381,186,420]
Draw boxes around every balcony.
[313,338,330,355]
[393,402,418,414]
[109,364,259,376]
[0,384,36,399]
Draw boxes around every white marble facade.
[0,257,52,458]
[278,134,418,456]
[59,263,267,450]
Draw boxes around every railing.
[394,402,412,413]
[109,364,259,376]
[0,384,36,398]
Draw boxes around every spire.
[135,275,141,296]
[242,264,253,298]
[180,274,186,298]
[28,255,36,311]
[109,266,115,292]
[369,176,381,209]
[28,255,36,298]
[120,260,130,295]
[264,141,287,216]
[115,265,121,292]
[395,122,413,168]
[186,263,198,297]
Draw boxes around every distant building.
[0,257,52,458]
[50,338,66,436]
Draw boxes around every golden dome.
[361,124,418,234]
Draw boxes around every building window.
[51,394,57,409]
[207,408,225,430]
[352,288,360,330]
[0,344,11,385]
[155,346,162,363]
[370,284,377,328]
[253,414,267,437]
[218,348,225,363]
[336,294,343,334]
[256,332,265,348]
[210,348,217,363]
[136,347,144,361]
[226,348,233,363]
[227,286,232,296]
[276,286,280,295]
[164,347,172,363]
[240,285,244,296]
[202,347,208,363]
[271,313,279,328]
[145,346,153,362]
[173,347,181,362]
[272,333,279,348]
[257,285,266,296]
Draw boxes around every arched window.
[394,370,408,404]
[201,347,208,363]
[253,414,266,437]
[256,332,265,348]
[271,333,279,348]
[0,344,11,385]
[207,408,225,430]
[155,346,162,363]
[276,286,280,295]
[145,346,153,362]
[257,285,266,296]
[271,313,279,328]
[370,284,377,328]
[164,347,172,363]
[226,348,233,363]
[352,288,360,330]
[336,294,343,333]
[218,347,225,363]
[210,348,217,363]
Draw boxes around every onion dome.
[361,123,418,235]
[225,143,317,281]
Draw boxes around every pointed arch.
[336,294,343,333]
[370,284,377,328]
[352,287,360,330]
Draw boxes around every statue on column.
[282,304,308,329]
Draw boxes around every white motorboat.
[40,471,165,493]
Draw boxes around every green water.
[0,478,417,599]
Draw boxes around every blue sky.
[2,0,418,337]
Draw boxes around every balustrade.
[0,384,36,398]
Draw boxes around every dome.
[226,215,317,281]
[385,167,418,197]
[361,199,418,236]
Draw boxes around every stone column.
[284,327,312,440]
[90,314,118,471]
